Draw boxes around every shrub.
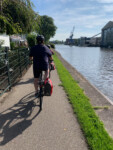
[27,34,36,48]
[50,43,55,49]
[10,42,16,50]
[0,40,4,47]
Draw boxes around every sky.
[31,0,113,41]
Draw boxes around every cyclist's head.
[36,35,44,44]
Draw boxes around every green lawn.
[53,52,113,150]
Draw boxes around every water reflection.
[98,48,113,99]
[56,45,113,101]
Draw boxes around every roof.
[10,35,26,42]
[102,21,113,30]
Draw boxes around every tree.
[38,15,57,43]
[32,13,41,33]
[26,33,36,47]
[0,0,35,34]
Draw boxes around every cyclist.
[29,35,52,97]
[47,44,55,72]
[47,45,54,55]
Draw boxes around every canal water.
[55,44,113,102]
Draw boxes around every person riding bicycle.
[29,35,52,97]
[47,45,54,55]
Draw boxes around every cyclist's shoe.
[35,91,39,98]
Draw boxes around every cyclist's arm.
[29,56,33,61]
[29,47,33,61]
[49,56,53,62]
[50,49,54,55]
[45,46,54,62]
[45,47,52,56]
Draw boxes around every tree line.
[0,0,57,42]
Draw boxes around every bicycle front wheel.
[39,95,43,110]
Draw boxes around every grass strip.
[53,53,113,150]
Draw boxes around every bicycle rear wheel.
[39,95,43,110]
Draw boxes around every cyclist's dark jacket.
[29,44,52,70]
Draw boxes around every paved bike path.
[0,66,88,150]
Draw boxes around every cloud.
[92,0,113,3]
[60,0,73,2]
[50,33,69,41]
[33,0,113,40]
[103,4,113,12]
[52,7,108,29]
[45,0,73,3]
[50,29,101,40]
[50,6,111,40]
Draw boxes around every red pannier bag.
[44,78,53,96]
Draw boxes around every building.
[65,38,75,45]
[0,34,10,49]
[89,37,101,46]
[79,37,90,46]
[101,21,113,47]
[10,34,27,47]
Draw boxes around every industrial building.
[89,37,101,46]
[65,38,75,45]
[101,21,113,47]
[78,37,90,46]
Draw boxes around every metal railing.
[0,48,30,96]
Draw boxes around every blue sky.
[31,0,113,41]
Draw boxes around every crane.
[91,33,101,38]
[69,26,75,39]
[65,26,75,45]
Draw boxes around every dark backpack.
[44,78,53,96]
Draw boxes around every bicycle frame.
[38,72,44,110]
[38,69,51,110]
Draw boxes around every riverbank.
[55,50,113,134]
[54,50,113,150]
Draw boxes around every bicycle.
[37,67,53,110]
[38,71,45,111]
[48,59,55,78]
